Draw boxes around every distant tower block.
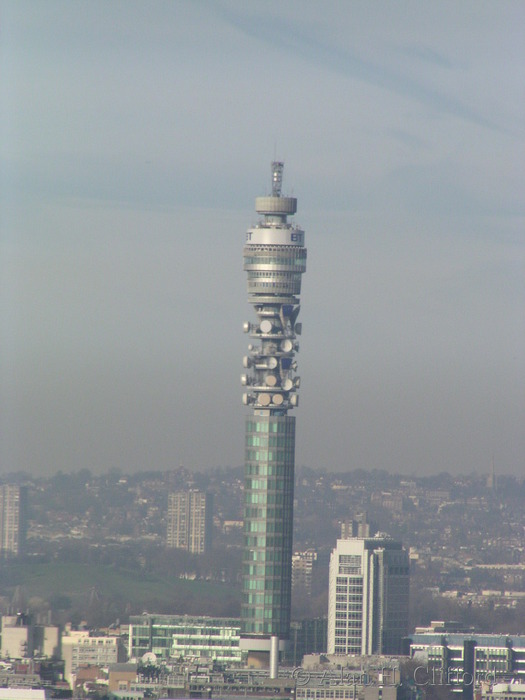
[167,490,213,554]
[0,485,28,558]
[292,549,317,596]
[241,162,307,662]
[341,512,374,539]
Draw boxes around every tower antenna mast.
[271,160,283,197]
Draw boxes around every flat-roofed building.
[166,491,213,554]
[61,630,122,685]
[484,683,525,700]
[327,535,409,656]
[409,633,525,687]
[0,485,28,557]
[292,550,317,596]
[128,613,245,665]
[0,614,60,660]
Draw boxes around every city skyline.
[1,1,524,478]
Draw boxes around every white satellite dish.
[283,378,293,391]
[266,375,277,387]
[281,339,293,353]
[258,393,271,406]
[267,357,278,369]
[272,394,284,405]
[260,319,272,333]
[142,652,157,665]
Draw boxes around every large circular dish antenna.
[258,393,271,406]
[142,652,157,664]
[272,394,284,406]
[266,375,277,387]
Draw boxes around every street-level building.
[0,614,60,660]
[128,613,245,666]
[483,684,525,700]
[409,633,525,687]
[61,630,122,685]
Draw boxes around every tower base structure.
[240,636,287,669]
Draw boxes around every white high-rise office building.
[327,535,409,656]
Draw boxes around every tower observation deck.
[241,162,307,660]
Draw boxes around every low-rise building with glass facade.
[128,614,245,666]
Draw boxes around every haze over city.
[1,1,524,478]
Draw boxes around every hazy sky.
[1,1,524,478]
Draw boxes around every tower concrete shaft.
[241,162,307,655]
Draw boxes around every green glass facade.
[241,414,295,638]
[129,613,245,665]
